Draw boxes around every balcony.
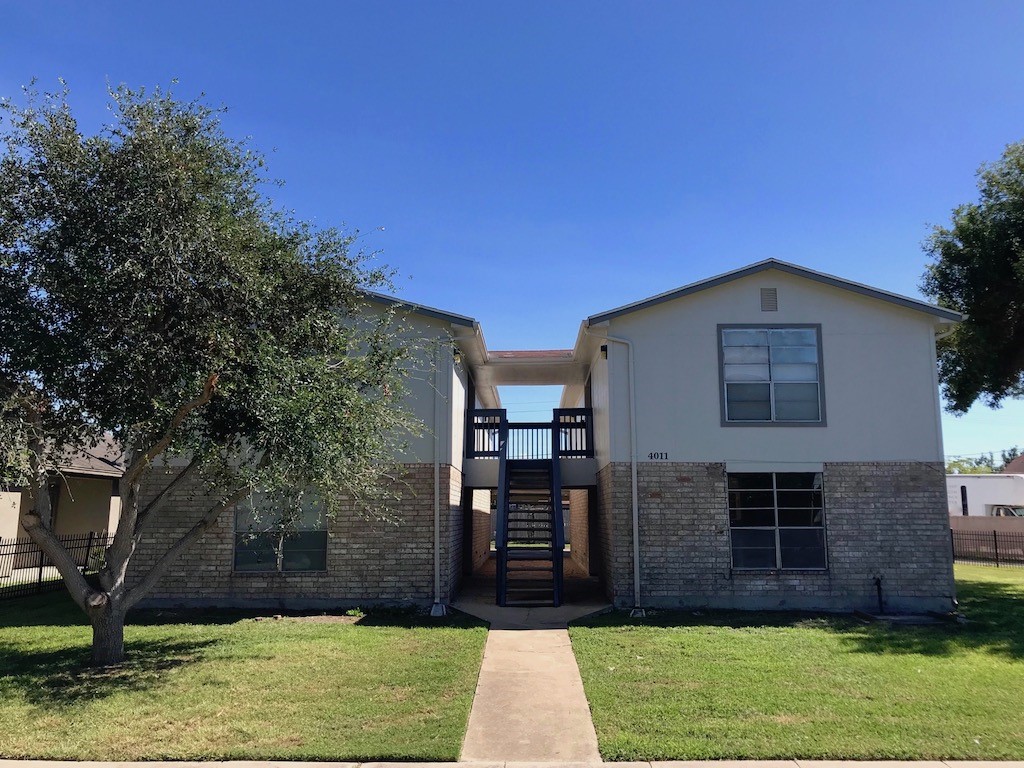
[463,408,597,488]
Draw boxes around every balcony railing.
[466,408,594,460]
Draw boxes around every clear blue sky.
[2,1,1022,459]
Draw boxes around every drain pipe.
[585,327,644,618]
[430,341,447,617]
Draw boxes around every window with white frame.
[234,494,328,573]
[721,327,822,423]
[728,472,826,570]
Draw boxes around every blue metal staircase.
[496,459,565,606]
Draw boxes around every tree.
[1000,446,1022,470]
[945,455,995,474]
[0,83,414,665]
[922,140,1024,413]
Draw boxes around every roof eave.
[586,259,964,325]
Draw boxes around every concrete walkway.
[6,760,1024,767]
[460,628,601,762]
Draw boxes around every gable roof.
[362,291,477,327]
[586,258,964,325]
[1003,456,1024,475]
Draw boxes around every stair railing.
[493,413,510,606]
[549,424,566,607]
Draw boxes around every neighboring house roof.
[58,434,124,478]
[1003,456,1024,474]
[586,258,964,325]
[362,291,477,328]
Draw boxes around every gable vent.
[760,287,778,311]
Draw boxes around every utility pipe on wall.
[585,327,644,617]
[430,340,447,617]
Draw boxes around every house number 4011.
[648,452,669,460]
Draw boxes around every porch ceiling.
[475,350,589,386]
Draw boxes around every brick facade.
[568,488,590,575]
[470,489,493,572]
[129,463,465,609]
[595,461,956,613]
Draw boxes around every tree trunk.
[89,602,126,666]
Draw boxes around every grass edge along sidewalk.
[570,564,1024,761]
[0,595,487,761]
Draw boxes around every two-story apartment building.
[133,259,960,615]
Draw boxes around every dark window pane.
[728,382,772,402]
[234,533,278,572]
[729,490,776,509]
[775,473,822,490]
[726,383,771,420]
[730,508,777,527]
[774,383,820,421]
[780,528,826,569]
[778,508,824,526]
[728,473,774,490]
[775,400,820,421]
[776,490,823,509]
[282,531,328,572]
[731,529,777,569]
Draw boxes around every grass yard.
[0,593,487,760]
[570,564,1024,760]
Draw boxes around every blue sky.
[2,1,1022,459]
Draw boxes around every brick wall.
[598,461,956,613]
[568,488,590,575]
[470,489,492,572]
[443,465,464,600]
[128,462,463,609]
[595,464,633,604]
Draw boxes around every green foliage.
[0,82,420,639]
[946,454,996,474]
[922,140,1024,413]
[0,81,412,506]
[946,446,1022,474]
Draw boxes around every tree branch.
[22,506,98,614]
[123,484,250,610]
[121,373,219,488]
[133,456,202,536]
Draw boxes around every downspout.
[585,327,644,617]
[430,341,447,617]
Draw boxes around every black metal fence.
[0,532,111,600]
[952,529,1024,568]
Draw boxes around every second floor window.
[721,327,822,423]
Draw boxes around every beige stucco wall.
[367,306,466,470]
[14,475,118,538]
[594,269,945,467]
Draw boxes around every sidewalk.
[5,760,1024,767]
[460,629,601,762]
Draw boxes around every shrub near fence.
[0,532,111,599]
[952,529,1024,568]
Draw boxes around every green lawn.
[0,593,487,760]
[570,564,1024,760]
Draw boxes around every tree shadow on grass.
[0,637,220,708]
[0,589,487,633]
[572,576,1024,660]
